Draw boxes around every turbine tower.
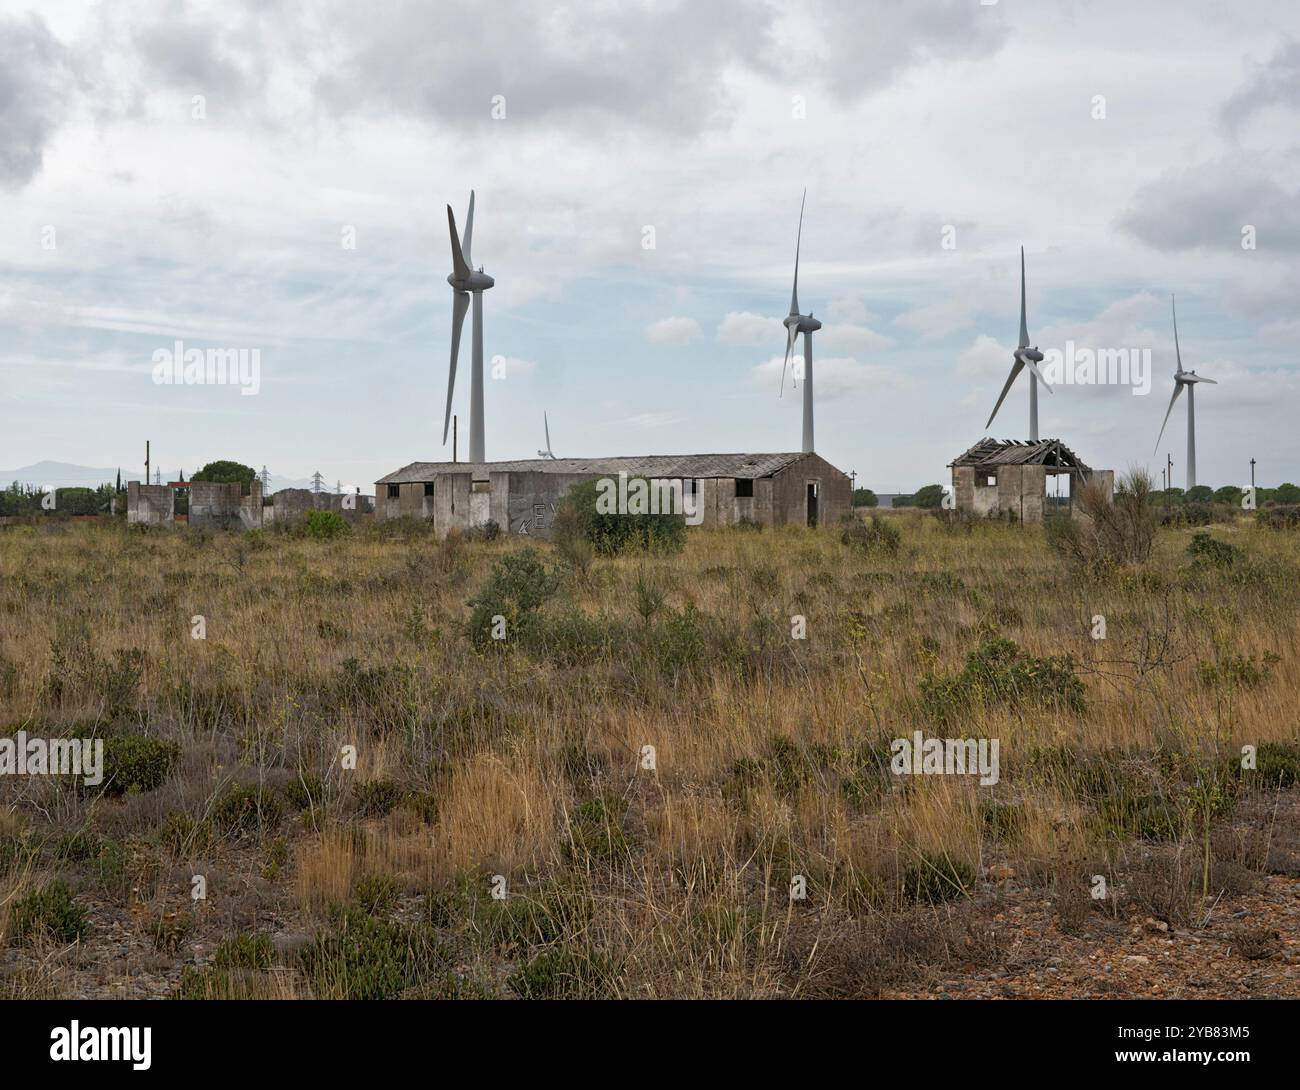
[537,412,557,459]
[986,246,1053,440]
[780,189,821,453]
[442,191,494,463]
[1155,294,1216,490]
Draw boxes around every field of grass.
[1,511,1297,998]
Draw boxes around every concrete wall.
[770,452,852,527]
[127,482,174,524]
[190,479,262,529]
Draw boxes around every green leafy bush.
[556,478,686,556]
[1187,532,1241,568]
[100,735,180,796]
[211,783,283,838]
[9,881,89,943]
[466,548,559,651]
[305,510,349,539]
[299,908,448,1000]
[901,852,974,903]
[214,931,273,970]
[840,513,900,555]
[921,637,1085,722]
[353,779,405,817]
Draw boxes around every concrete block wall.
[127,482,174,524]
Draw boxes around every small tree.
[1272,482,1300,505]
[558,478,686,556]
[1184,485,1213,503]
[191,461,256,494]
[1212,485,1243,506]
[852,487,878,508]
[912,483,946,510]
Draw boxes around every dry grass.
[0,511,1297,997]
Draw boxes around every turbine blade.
[442,290,470,444]
[463,191,475,268]
[447,206,470,280]
[790,188,805,316]
[1195,374,1217,384]
[780,324,797,397]
[1018,246,1029,349]
[1022,357,1054,393]
[1154,382,1184,453]
[544,411,552,453]
[985,359,1024,430]
[1171,293,1182,371]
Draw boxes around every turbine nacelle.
[1015,346,1044,365]
[785,312,821,335]
[447,269,495,292]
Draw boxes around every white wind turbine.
[986,246,1054,440]
[537,412,557,459]
[780,189,822,453]
[1155,294,1217,490]
[442,191,494,463]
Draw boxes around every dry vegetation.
[0,508,1297,999]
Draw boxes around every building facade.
[374,452,851,536]
[949,438,1114,524]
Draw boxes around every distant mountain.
[0,461,317,493]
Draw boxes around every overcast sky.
[2,0,1298,491]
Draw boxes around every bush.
[1257,505,1300,530]
[305,510,349,539]
[557,478,686,556]
[1046,469,1155,571]
[8,881,89,943]
[190,460,256,493]
[901,852,975,903]
[840,514,900,555]
[354,874,401,914]
[466,548,559,651]
[353,779,405,818]
[211,783,283,838]
[214,932,273,970]
[100,735,180,796]
[299,908,448,1000]
[852,488,878,508]
[1186,532,1241,568]
[921,636,1085,722]
[508,945,620,999]
[911,484,946,510]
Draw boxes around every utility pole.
[1167,452,1173,491]
[1250,458,1256,492]
[145,440,150,486]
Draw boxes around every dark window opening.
[387,484,400,499]
[472,480,490,493]
[423,483,434,497]
[734,478,753,498]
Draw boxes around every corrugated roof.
[950,438,1092,471]
[376,453,808,485]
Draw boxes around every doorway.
[806,481,819,527]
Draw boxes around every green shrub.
[213,931,273,970]
[100,734,180,796]
[1238,742,1300,788]
[557,478,686,557]
[1187,532,1242,568]
[1256,504,1300,529]
[305,510,349,539]
[299,908,449,1000]
[508,945,621,999]
[566,797,631,864]
[1197,652,1279,690]
[920,637,1085,722]
[54,828,102,862]
[282,774,326,812]
[901,852,974,903]
[353,779,405,818]
[9,881,89,943]
[840,514,900,555]
[211,783,283,838]
[466,548,559,652]
[354,874,401,915]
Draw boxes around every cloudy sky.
[2,0,1298,491]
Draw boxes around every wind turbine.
[780,189,822,453]
[1154,294,1216,490]
[537,412,557,459]
[442,190,494,463]
[985,246,1053,441]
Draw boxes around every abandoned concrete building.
[126,479,372,528]
[374,452,851,536]
[949,438,1114,524]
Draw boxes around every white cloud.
[751,354,904,400]
[717,310,780,346]
[956,334,1008,380]
[894,289,981,341]
[645,316,701,346]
